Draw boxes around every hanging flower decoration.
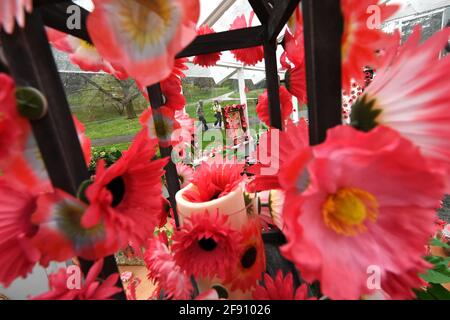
[31,189,118,264]
[0,178,40,287]
[31,259,122,300]
[144,236,193,300]
[0,0,33,34]
[0,73,29,170]
[172,210,241,279]
[46,28,128,80]
[247,119,309,193]
[230,12,264,66]
[256,86,294,127]
[87,0,200,87]
[139,107,181,148]
[182,162,245,203]
[193,25,222,67]
[253,271,315,300]
[176,163,194,188]
[224,218,265,291]
[341,0,399,91]
[82,128,168,249]
[280,125,446,300]
[350,26,450,183]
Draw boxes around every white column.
[292,95,299,123]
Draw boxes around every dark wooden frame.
[1,0,343,299]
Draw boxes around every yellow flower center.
[118,0,176,50]
[322,187,378,236]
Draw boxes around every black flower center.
[106,176,126,208]
[241,246,257,269]
[198,237,217,251]
[212,285,229,299]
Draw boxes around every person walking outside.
[196,100,208,131]
[212,100,222,128]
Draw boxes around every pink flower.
[139,107,181,148]
[172,210,240,279]
[82,128,168,249]
[0,0,32,34]
[183,162,245,203]
[193,25,221,67]
[351,26,450,186]
[341,0,399,91]
[32,259,122,300]
[280,125,446,299]
[144,236,193,300]
[256,87,293,127]
[253,271,315,300]
[0,178,40,287]
[230,12,264,66]
[87,0,200,87]
[46,28,127,79]
[176,163,194,188]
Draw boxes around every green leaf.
[430,237,450,249]
[427,284,450,300]
[414,288,435,300]
[420,269,450,284]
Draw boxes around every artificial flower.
[268,189,285,231]
[0,73,29,170]
[341,0,399,91]
[247,119,309,192]
[193,25,221,67]
[183,162,245,203]
[0,178,40,287]
[73,116,92,164]
[87,0,199,87]
[31,189,118,264]
[173,110,194,146]
[342,79,364,123]
[350,26,450,183]
[172,210,240,279]
[0,0,33,34]
[46,28,128,80]
[230,12,264,66]
[32,259,122,300]
[176,163,194,188]
[144,236,193,300]
[224,218,265,291]
[256,87,293,127]
[280,125,446,300]
[253,271,315,300]
[284,65,307,105]
[139,106,181,147]
[82,128,168,248]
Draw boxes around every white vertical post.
[292,95,299,123]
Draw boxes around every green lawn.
[84,117,142,140]
[229,88,265,99]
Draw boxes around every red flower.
[87,0,199,87]
[145,236,193,300]
[224,218,265,291]
[230,12,264,66]
[341,0,399,91]
[0,73,29,169]
[139,107,181,147]
[247,120,309,193]
[253,271,315,300]
[280,125,445,299]
[31,189,118,264]
[172,210,241,279]
[183,162,245,203]
[32,259,122,300]
[285,65,307,105]
[73,116,92,164]
[0,178,40,287]
[193,25,221,67]
[82,128,168,248]
[46,28,127,80]
[256,86,294,128]
[0,0,33,34]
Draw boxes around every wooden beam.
[263,39,282,130]
[146,84,182,229]
[302,0,343,145]
[249,0,272,23]
[267,0,301,42]
[0,9,126,300]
